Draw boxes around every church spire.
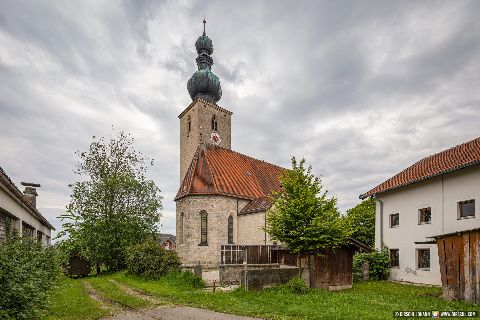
[187,19,222,103]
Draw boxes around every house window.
[228,215,234,244]
[418,207,432,224]
[187,116,191,134]
[46,236,51,246]
[389,213,399,228]
[458,200,475,218]
[37,230,43,242]
[211,115,218,131]
[200,211,208,245]
[417,249,430,269]
[22,222,35,238]
[390,249,399,267]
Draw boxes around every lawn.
[46,273,480,320]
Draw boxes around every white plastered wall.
[375,165,480,285]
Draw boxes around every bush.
[164,271,205,289]
[278,275,309,294]
[125,239,180,279]
[0,236,59,320]
[353,247,390,282]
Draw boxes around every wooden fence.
[436,229,480,303]
[221,245,279,265]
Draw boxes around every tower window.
[200,210,208,245]
[187,116,191,134]
[228,215,234,244]
[211,115,218,131]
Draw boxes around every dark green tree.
[266,157,352,253]
[58,131,162,272]
[345,197,375,248]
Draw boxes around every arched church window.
[179,212,184,244]
[211,115,218,131]
[187,115,191,134]
[228,215,234,244]
[200,210,208,245]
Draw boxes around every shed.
[275,239,371,290]
[431,228,480,303]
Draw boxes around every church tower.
[178,20,232,182]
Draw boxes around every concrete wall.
[179,99,232,182]
[375,165,480,285]
[0,184,51,244]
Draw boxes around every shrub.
[280,275,309,294]
[125,239,180,279]
[0,236,59,320]
[164,271,205,289]
[353,247,390,282]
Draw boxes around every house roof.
[0,166,55,230]
[360,137,480,199]
[158,233,176,243]
[175,144,284,211]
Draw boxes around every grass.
[111,273,480,320]
[86,276,152,309]
[45,276,108,320]
[46,272,480,320]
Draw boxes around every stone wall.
[176,195,245,267]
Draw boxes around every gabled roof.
[360,137,480,199]
[0,166,55,230]
[175,143,284,205]
[158,233,176,243]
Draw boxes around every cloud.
[0,0,479,241]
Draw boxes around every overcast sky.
[1,0,479,239]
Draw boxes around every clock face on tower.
[210,132,221,145]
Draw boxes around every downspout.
[441,174,445,234]
[375,195,384,249]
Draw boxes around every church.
[175,23,284,268]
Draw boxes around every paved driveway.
[103,306,265,320]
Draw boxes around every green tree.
[266,157,352,253]
[345,197,375,248]
[58,131,162,272]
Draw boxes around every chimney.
[21,182,41,208]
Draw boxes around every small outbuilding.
[432,228,480,303]
[277,239,371,290]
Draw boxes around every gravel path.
[102,306,265,320]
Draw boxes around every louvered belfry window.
[228,215,234,244]
[200,211,208,245]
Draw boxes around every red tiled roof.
[240,195,274,215]
[175,144,284,208]
[360,137,480,199]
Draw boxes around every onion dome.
[187,19,222,103]
[195,33,213,55]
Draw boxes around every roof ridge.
[204,143,285,171]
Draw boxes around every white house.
[360,137,480,285]
[0,166,54,244]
